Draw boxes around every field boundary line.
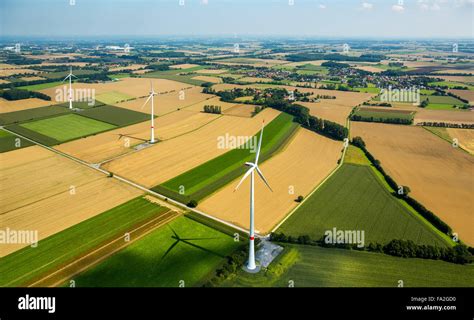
[421,126,472,156]
[268,112,352,235]
[1,126,250,238]
[28,210,180,287]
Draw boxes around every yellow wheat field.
[101,108,281,188]
[199,128,342,234]
[0,146,141,256]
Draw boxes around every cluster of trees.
[148,64,170,71]
[363,102,392,107]
[382,240,472,264]
[314,94,336,99]
[270,233,472,265]
[0,89,51,101]
[418,122,474,129]
[352,136,453,235]
[321,61,350,69]
[204,240,259,286]
[5,56,41,65]
[319,83,352,91]
[350,114,413,125]
[203,105,222,114]
[253,105,264,116]
[214,87,348,140]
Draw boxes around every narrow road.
[1,126,251,236]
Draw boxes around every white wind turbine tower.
[234,121,272,271]
[141,82,158,144]
[63,67,77,110]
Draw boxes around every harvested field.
[433,69,474,75]
[101,108,280,188]
[115,86,213,116]
[415,109,474,125]
[0,68,39,77]
[20,76,45,81]
[108,64,147,72]
[195,69,227,74]
[430,76,474,85]
[199,128,342,234]
[298,102,353,125]
[222,104,256,118]
[351,122,474,245]
[215,58,288,67]
[55,111,220,163]
[0,98,52,113]
[352,65,384,73]
[39,78,191,100]
[191,75,222,83]
[0,146,142,256]
[169,63,200,69]
[239,77,273,83]
[184,96,239,113]
[212,84,373,110]
[448,89,474,104]
[446,128,474,154]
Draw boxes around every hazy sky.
[1,0,473,38]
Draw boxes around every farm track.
[1,126,251,235]
[27,210,181,287]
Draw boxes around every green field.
[20,114,116,142]
[153,112,299,202]
[0,105,70,125]
[353,86,381,94]
[421,94,466,110]
[222,244,474,287]
[17,81,63,91]
[0,129,34,153]
[428,81,474,90]
[277,164,449,247]
[0,197,170,287]
[95,91,135,105]
[80,105,150,126]
[72,216,242,287]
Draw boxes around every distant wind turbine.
[141,81,158,144]
[63,66,77,110]
[234,121,272,271]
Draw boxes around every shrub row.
[270,233,472,265]
[352,136,453,235]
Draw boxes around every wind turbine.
[234,121,272,271]
[63,66,77,110]
[141,82,158,144]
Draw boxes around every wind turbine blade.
[150,80,154,94]
[71,74,78,79]
[255,122,264,164]
[234,166,255,192]
[63,74,70,82]
[140,95,152,110]
[256,165,273,192]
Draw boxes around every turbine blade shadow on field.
[156,226,225,266]
[116,133,148,142]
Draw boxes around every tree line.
[352,136,453,235]
[203,105,222,114]
[271,233,472,265]
[0,89,51,101]
[350,114,413,125]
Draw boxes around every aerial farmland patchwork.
[0,1,473,316]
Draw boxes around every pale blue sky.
[1,0,473,38]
